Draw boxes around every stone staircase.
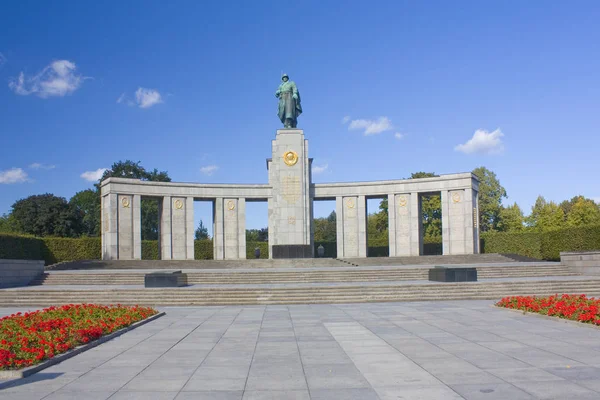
[2,279,600,306]
[3,254,591,307]
[30,264,578,286]
[44,253,525,270]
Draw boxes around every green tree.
[195,220,209,240]
[527,196,565,232]
[245,228,268,242]
[314,211,336,242]
[565,197,600,227]
[98,160,171,240]
[0,213,22,233]
[409,172,442,242]
[11,193,82,237]
[69,189,100,237]
[497,202,525,232]
[472,166,507,232]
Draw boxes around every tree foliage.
[11,194,82,237]
[472,166,507,232]
[246,228,268,242]
[563,196,600,227]
[69,189,100,237]
[527,196,565,232]
[99,160,171,240]
[313,211,336,242]
[195,220,210,240]
[497,202,525,232]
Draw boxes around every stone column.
[186,197,195,260]
[388,194,397,257]
[410,192,422,256]
[237,198,247,259]
[133,195,142,260]
[171,197,192,260]
[390,193,415,257]
[160,196,172,260]
[268,129,313,257]
[267,197,274,259]
[466,189,479,254]
[442,189,469,255]
[214,198,246,260]
[338,196,367,258]
[101,193,118,260]
[117,194,134,260]
[335,196,344,258]
[213,198,224,260]
[357,195,367,258]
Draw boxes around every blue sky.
[1,1,599,234]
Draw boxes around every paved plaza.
[2,300,600,399]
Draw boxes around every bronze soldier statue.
[275,74,302,128]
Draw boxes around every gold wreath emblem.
[452,192,461,203]
[174,199,184,210]
[227,200,235,210]
[121,197,130,208]
[346,198,355,209]
[283,150,298,166]
[398,196,407,207]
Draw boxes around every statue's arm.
[275,88,280,98]
[292,83,298,100]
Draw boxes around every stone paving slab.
[1,300,600,399]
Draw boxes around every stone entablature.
[100,130,480,261]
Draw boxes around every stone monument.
[100,74,480,261]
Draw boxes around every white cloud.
[80,168,107,182]
[135,87,162,108]
[341,115,351,124]
[200,165,218,176]
[0,168,28,184]
[116,93,126,104]
[394,132,404,140]
[455,128,505,155]
[9,60,85,98]
[29,163,55,170]
[348,117,393,135]
[0,53,6,69]
[312,164,328,174]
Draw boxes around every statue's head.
[281,74,289,82]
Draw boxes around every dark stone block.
[272,245,312,259]
[145,270,188,287]
[428,266,477,282]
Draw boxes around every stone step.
[30,266,578,285]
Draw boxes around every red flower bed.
[496,294,600,325]
[0,304,158,370]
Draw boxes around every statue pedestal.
[267,129,313,258]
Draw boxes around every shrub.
[480,231,543,259]
[42,237,101,264]
[194,239,213,260]
[247,242,269,259]
[541,225,600,261]
[0,233,44,260]
[142,240,159,260]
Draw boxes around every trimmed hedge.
[541,225,600,261]
[0,233,44,260]
[480,231,543,260]
[195,239,214,260]
[247,242,269,259]
[142,240,159,260]
[42,237,101,265]
[2,225,598,264]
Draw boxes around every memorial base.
[428,266,477,282]
[145,270,188,287]
[272,245,312,259]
